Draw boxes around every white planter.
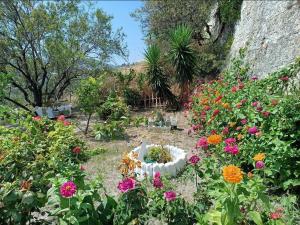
[130,144,187,179]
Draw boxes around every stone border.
[130,144,187,179]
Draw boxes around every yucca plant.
[169,25,196,101]
[144,44,175,102]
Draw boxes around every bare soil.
[76,110,198,200]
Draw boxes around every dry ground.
[75,110,198,200]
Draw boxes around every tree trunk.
[84,113,92,135]
[33,89,43,107]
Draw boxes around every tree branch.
[4,96,31,112]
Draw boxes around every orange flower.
[247,172,254,179]
[223,165,243,184]
[253,153,265,161]
[207,134,222,145]
[237,134,244,140]
[222,103,230,109]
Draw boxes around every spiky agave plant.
[169,25,196,100]
[144,44,175,102]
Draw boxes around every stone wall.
[229,0,300,78]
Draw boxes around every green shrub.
[94,120,127,141]
[144,146,172,163]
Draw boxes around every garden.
[0,1,299,225]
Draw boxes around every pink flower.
[63,120,71,126]
[153,177,163,189]
[252,102,259,107]
[236,126,242,131]
[60,181,77,198]
[279,76,289,81]
[72,146,81,154]
[248,126,258,134]
[164,191,176,202]
[238,82,245,89]
[240,99,247,104]
[214,96,222,103]
[241,119,247,125]
[269,212,282,220]
[117,178,136,193]
[224,138,236,145]
[32,116,41,121]
[251,76,258,80]
[222,127,229,135]
[57,115,65,121]
[256,161,265,169]
[196,137,208,149]
[189,155,200,165]
[262,111,270,117]
[224,145,239,155]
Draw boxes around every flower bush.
[0,110,87,224]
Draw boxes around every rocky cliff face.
[229,0,300,77]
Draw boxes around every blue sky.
[94,1,145,65]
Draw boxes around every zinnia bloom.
[117,178,136,193]
[253,153,265,161]
[60,181,77,198]
[72,146,81,154]
[241,119,247,125]
[189,155,200,165]
[63,120,71,126]
[153,178,163,189]
[251,76,258,80]
[212,109,220,116]
[204,105,211,111]
[32,116,41,121]
[262,111,270,117]
[164,191,176,201]
[207,134,222,145]
[224,138,236,145]
[269,212,282,220]
[223,165,243,184]
[222,127,229,135]
[279,76,289,81]
[154,172,161,179]
[255,161,265,169]
[252,102,259,107]
[196,137,208,149]
[57,115,65,121]
[248,126,258,134]
[224,145,239,155]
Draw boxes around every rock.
[229,0,300,78]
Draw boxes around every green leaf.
[248,211,263,225]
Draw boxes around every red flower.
[231,86,238,92]
[262,111,270,117]
[222,127,229,135]
[204,105,211,111]
[256,106,263,112]
[63,120,71,126]
[210,129,217,135]
[269,212,282,220]
[214,95,222,103]
[212,109,220,116]
[72,146,81,154]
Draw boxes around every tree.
[76,77,105,135]
[0,0,127,110]
[169,25,196,101]
[144,44,175,102]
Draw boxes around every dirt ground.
[76,110,198,200]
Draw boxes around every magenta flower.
[256,161,265,169]
[153,177,164,189]
[256,106,263,112]
[196,137,208,149]
[224,145,239,155]
[60,181,77,198]
[224,138,236,145]
[251,76,258,80]
[241,119,247,125]
[252,101,259,107]
[117,178,136,193]
[164,191,176,202]
[189,155,200,165]
[63,120,71,126]
[248,126,258,134]
[72,146,81,154]
[154,172,161,179]
[279,76,289,81]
